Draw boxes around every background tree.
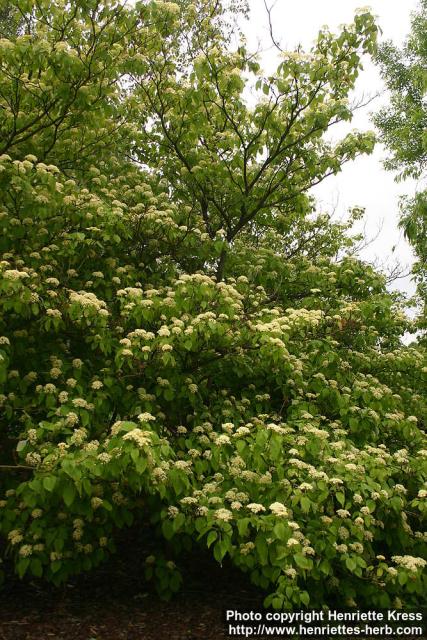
[0,2,21,38]
[374,0,427,332]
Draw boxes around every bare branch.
[263,0,284,54]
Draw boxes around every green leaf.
[398,572,408,586]
[256,536,268,565]
[237,518,250,537]
[345,556,357,572]
[273,522,286,540]
[300,496,310,513]
[162,519,174,540]
[30,558,43,578]
[319,559,330,575]
[63,483,76,507]
[17,558,31,578]
[173,512,185,532]
[213,538,229,563]
[294,554,311,570]
[336,492,345,507]
[43,476,57,492]
[82,478,92,495]
[16,440,27,452]
[206,530,217,548]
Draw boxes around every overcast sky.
[242,0,420,297]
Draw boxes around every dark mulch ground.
[2,531,426,639]
[0,531,266,640]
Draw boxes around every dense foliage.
[0,0,426,610]
[374,0,427,329]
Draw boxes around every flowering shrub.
[0,0,426,609]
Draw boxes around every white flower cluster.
[138,412,156,423]
[247,503,265,514]
[240,542,255,556]
[214,508,233,522]
[3,269,30,281]
[123,428,152,448]
[69,290,108,315]
[270,502,289,517]
[8,529,23,545]
[391,556,426,572]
